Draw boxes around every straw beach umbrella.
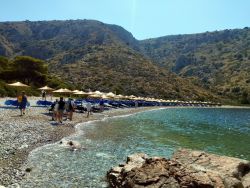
[53,88,72,98]
[93,91,103,95]
[128,95,136,100]
[115,94,125,99]
[89,93,102,98]
[38,86,54,91]
[7,82,30,97]
[53,88,72,93]
[106,92,116,98]
[72,90,80,93]
[74,91,88,95]
[101,94,110,99]
[74,91,89,99]
[86,91,94,95]
[7,82,30,87]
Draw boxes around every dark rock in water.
[107,149,250,188]
[25,168,32,173]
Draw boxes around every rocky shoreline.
[1,100,249,187]
[0,98,158,187]
[107,149,250,187]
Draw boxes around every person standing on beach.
[99,99,104,112]
[42,90,46,101]
[51,99,59,121]
[66,98,75,121]
[58,97,66,123]
[86,102,92,118]
[19,91,27,116]
[135,101,138,108]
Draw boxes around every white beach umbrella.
[101,94,113,99]
[86,91,94,95]
[114,94,124,99]
[90,94,102,98]
[127,95,137,100]
[7,82,30,87]
[53,88,72,93]
[38,86,54,91]
[74,91,88,95]
[72,89,80,93]
[93,91,103,95]
[106,92,116,98]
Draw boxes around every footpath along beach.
[0,97,160,186]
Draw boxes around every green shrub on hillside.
[0,56,69,96]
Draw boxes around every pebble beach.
[0,97,159,187]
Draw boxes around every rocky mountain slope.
[139,28,250,102]
[0,20,249,102]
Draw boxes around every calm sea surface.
[20,108,250,187]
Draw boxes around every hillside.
[139,28,250,102]
[0,20,138,59]
[48,44,217,100]
[0,20,248,102]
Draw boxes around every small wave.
[74,107,168,136]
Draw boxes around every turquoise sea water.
[20,108,250,187]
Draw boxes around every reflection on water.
[20,108,250,187]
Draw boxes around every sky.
[1,0,250,39]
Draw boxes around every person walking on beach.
[99,99,104,112]
[58,97,66,123]
[66,98,75,121]
[19,91,28,116]
[51,99,59,121]
[86,102,92,118]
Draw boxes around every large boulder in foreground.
[107,149,250,188]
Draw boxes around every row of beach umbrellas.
[6,82,162,101]
[6,81,216,104]
[6,82,125,99]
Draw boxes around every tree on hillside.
[12,56,48,85]
[0,56,9,73]
[241,91,250,104]
[0,56,14,80]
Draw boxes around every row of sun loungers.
[3,99,221,111]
